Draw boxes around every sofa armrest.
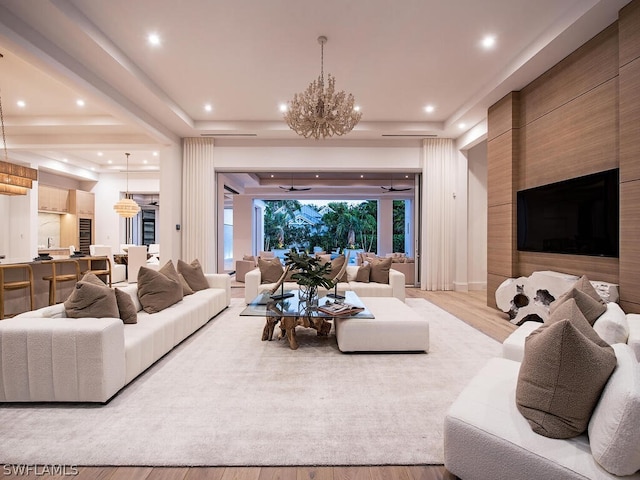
[205,273,232,306]
[388,268,406,302]
[0,317,126,402]
[245,268,261,303]
[627,314,640,362]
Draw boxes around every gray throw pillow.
[369,257,392,284]
[178,273,194,296]
[355,263,370,283]
[114,288,138,324]
[258,257,284,284]
[64,281,120,319]
[177,259,209,291]
[550,275,606,325]
[137,261,184,314]
[516,316,616,439]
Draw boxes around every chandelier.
[283,36,362,140]
[113,152,140,218]
[0,53,38,196]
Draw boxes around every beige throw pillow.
[324,255,347,283]
[550,275,606,325]
[369,257,392,284]
[258,257,284,284]
[516,315,616,439]
[64,281,120,319]
[177,259,209,291]
[137,261,184,314]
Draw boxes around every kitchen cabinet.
[38,185,69,213]
[72,190,95,216]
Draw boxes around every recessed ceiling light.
[16,100,26,108]
[424,105,435,113]
[143,159,148,164]
[279,103,288,113]
[315,174,319,178]
[481,35,496,49]
[458,123,466,129]
[76,99,85,107]
[354,105,361,112]
[91,167,95,171]
[107,160,112,164]
[270,174,274,178]
[360,175,364,178]
[63,158,68,163]
[148,33,161,46]
[97,152,103,156]
[204,103,212,112]
[153,151,159,156]
[405,175,409,178]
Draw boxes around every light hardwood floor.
[3,286,514,480]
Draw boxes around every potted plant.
[283,247,334,306]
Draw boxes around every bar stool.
[0,264,35,319]
[82,256,112,287]
[42,259,80,305]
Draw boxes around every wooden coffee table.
[241,290,373,350]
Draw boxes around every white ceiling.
[0,0,631,180]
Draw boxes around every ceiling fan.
[381,179,412,192]
[279,176,311,192]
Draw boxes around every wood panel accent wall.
[486,93,519,308]
[618,1,640,313]
[485,4,640,309]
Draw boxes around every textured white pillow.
[588,343,640,476]
[593,302,629,345]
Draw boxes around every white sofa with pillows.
[0,260,230,403]
[243,256,405,304]
[444,276,640,479]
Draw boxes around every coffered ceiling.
[0,0,631,180]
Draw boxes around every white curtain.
[182,137,215,272]
[422,138,457,290]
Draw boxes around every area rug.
[0,298,501,466]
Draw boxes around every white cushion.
[501,321,542,362]
[626,314,640,362]
[588,343,640,476]
[593,302,629,345]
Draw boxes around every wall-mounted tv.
[517,169,619,257]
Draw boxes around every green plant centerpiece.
[284,248,334,308]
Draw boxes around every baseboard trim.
[468,281,487,291]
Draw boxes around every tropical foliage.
[263,199,406,254]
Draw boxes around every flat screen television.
[517,169,619,257]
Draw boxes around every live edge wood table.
[241,290,373,350]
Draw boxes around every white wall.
[233,195,254,261]
[467,141,488,290]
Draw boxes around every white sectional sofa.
[0,273,230,403]
[244,265,405,304]
[502,302,640,362]
[444,344,640,480]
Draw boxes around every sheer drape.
[182,138,215,272]
[422,138,457,290]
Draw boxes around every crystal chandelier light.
[0,53,38,196]
[113,152,140,218]
[283,36,362,140]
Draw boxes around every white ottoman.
[334,297,429,352]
